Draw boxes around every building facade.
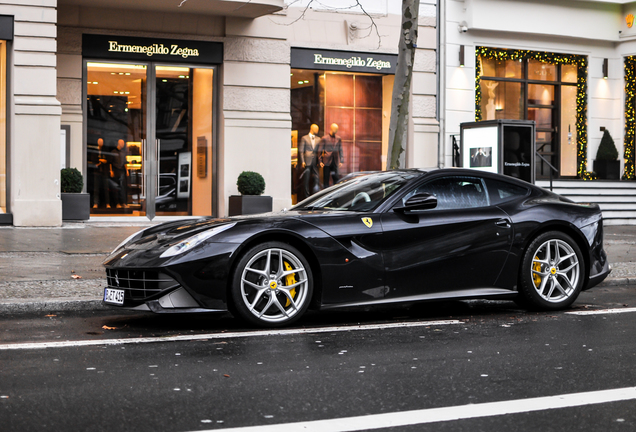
[0,0,439,226]
[441,0,636,182]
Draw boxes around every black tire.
[518,231,585,311]
[230,242,313,327]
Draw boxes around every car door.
[302,211,386,305]
[379,175,514,300]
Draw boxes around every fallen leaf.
[102,325,117,330]
[71,274,82,279]
[223,374,230,378]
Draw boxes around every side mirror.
[394,192,437,213]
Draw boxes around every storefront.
[290,48,397,203]
[82,35,222,219]
[0,15,11,223]
[0,0,437,227]
[476,48,584,180]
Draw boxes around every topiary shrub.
[237,171,265,195]
[596,130,619,161]
[61,168,84,193]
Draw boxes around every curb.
[599,277,636,286]
[0,299,109,315]
[1,278,634,315]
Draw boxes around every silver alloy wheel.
[240,248,309,324]
[530,238,581,303]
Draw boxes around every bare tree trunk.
[387,0,419,170]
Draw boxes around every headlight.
[111,229,146,254]
[160,223,236,258]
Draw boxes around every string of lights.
[475,47,593,180]
[624,56,635,180]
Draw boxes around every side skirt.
[319,288,517,310]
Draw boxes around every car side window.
[484,178,529,205]
[403,176,490,210]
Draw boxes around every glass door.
[86,62,215,218]
[154,66,214,217]
[87,62,147,215]
[527,83,556,179]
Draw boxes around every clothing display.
[319,133,343,187]
[299,132,321,197]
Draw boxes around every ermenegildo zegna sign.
[82,34,223,64]
[291,48,397,74]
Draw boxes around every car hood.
[129,210,353,249]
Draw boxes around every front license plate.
[104,288,125,305]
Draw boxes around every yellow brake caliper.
[532,256,542,287]
[283,261,297,307]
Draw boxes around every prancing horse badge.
[362,217,373,228]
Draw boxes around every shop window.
[528,60,556,82]
[291,69,392,204]
[479,55,578,179]
[0,41,6,214]
[86,62,214,217]
[480,58,523,79]
[480,80,524,120]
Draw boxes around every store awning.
[57,0,283,19]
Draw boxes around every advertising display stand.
[460,120,536,184]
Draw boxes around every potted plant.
[61,168,90,220]
[593,130,621,180]
[228,171,272,216]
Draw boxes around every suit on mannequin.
[111,139,129,208]
[299,124,322,198]
[319,123,344,187]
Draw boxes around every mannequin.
[299,124,321,198]
[92,138,110,208]
[319,123,344,188]
[484,81,499,120]
[111,139,129,208]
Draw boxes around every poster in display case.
[177,152,192,199]
[460,120,535,184]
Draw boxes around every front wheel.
[230,242,313,327]
[518,231,585,310]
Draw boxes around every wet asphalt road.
[1,284,636,432]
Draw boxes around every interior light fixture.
[459,45,465,68]
[603,58,608,79]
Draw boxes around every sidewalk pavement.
[0,222,635,314]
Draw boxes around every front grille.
[106,269,179,300]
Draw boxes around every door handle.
[141,139,146,199]
[156,139,161,196]
[495,219,511,228]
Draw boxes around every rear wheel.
[230,242,313,327]
[518,231,585,310]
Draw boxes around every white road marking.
[195,387,636,432]
[566,307,636,316]
[0,319,461,351]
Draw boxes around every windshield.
[292,171,419,212]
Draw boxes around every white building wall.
[5,0,62,226]
[221,32,292,214]
[444,0,627,174]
